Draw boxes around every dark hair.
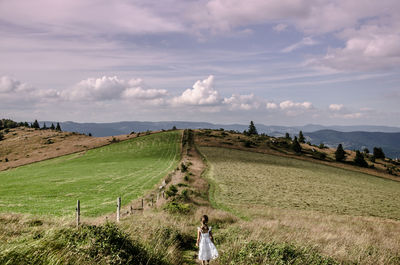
[201,215,209,230]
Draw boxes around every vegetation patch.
[221,241,337,265]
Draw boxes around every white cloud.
[223,93,260,110]
[273,23,288,32]
[266,102,278,109]
[329,104,344,111]
[282,37,318,53]
[311,23,400,71]
[172,75,220,106]
[339,112,363,119]
[62,76,168,102]
[279,100,312,110]
[0,76,30,93]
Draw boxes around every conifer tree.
[50,123,55,130]
[56,122,62,132]
[32,119,40,129]
[335,144,346,161]
[247,121,258,136]
[292,136,302,153]
[354,150,368,167]
[373,147,385,159]
[298,131,305,143]
[42,122,47,130]
[285,132,291,140]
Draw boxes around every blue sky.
[1,0,399,126]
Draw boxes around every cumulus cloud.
[223,93,260,110]
[282,37,318,53]
[62,76,168,102]
[172,75,220,106]
[329,104,344,111]
[311,23,400,71]
[266,102,278,109]
[279,100,312,110]
[0,76,30,93]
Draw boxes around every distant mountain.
[40,121,400,137]
[304,130,400,159]
[38,121,400,158]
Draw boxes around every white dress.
[198,226,219,260]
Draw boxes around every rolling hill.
[305,130,400,158]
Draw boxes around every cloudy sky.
[1,0,399,126]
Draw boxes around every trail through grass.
[0,131,181,216]
[200,146,400,220]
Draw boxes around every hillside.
[0,127,137,171]
[0,130,181,216]
[305,130,400,158]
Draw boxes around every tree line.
[0,119,62,141]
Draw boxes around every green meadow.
[0,131,181,216]
[200,146,400,220]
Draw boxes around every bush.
[163,202,191,214]
[0,132,3,141]
[165,185,178,198]
[0,223,171,265]
[354,150,368,167]
[184,174,189,181]
[180,162,188,172]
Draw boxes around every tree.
[373,147,385,159]
[247,121,258,136]
[335,144,346,162]
[298,131,305,143]
[363,148,370,154]
[292,136,302,153]
[42,122,47,130]
[56,122,62,132]
[172,126,177,130]
[50,123,55,130]
[88,132,92,137]
[32,119,40,129]
[0,132,4,141]
[354,150,368,167]
[285,132,291,140]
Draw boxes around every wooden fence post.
[141,198,144,210]
[76,200,80,226]
[117,197,121,222]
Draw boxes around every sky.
[0,0,399,126]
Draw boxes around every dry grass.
[199,145,400,264]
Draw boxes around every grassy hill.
[1,128,400,264]
[0,131,181,216]
[201,146,400,220]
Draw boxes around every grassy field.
[200,146,400,220]
[0,131,181,216]
[199,146,400,264]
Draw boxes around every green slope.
[200,146,400,220]
[0,131,181,216]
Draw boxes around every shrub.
[354,150,368,167]
[180,163,188,172]
[165,185,178,198]
[184,174,189,181]
[0,223,171,265]
[0,132,3,141]
[163,202,191,215]
[335,144,346,161]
